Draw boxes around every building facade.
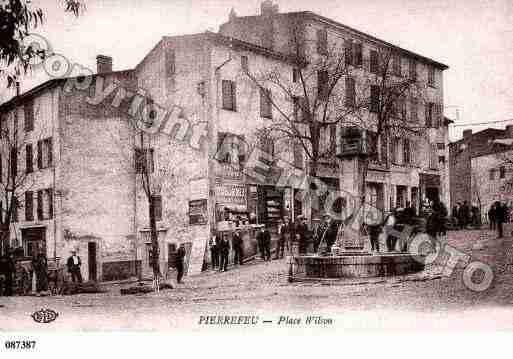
[0,2,451,281]
[450,126,513,222]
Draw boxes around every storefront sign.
[189,199,208,225]
[215,183,246,205]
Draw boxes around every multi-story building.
[220,1,451,213]
[450,125,513,222]
[0,2,451,281]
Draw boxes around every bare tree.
[244,23,432,220]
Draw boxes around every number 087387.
[4,340,36,350]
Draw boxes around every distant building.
[449,125,513,221]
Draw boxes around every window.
[396,96,406,120]
[329,124,336,154]
[390,137,398,164]
[344,39,353,65]
[428,66,435,86]
[151,195,162,221]
[425,103,435,128]
[292,68,299,83]
[37,190,43,220]
[260,88,272,119]
[24,100,34,132]
[437,143,445,150]
[410,98,418,122]
[293,141,303,169]
[37,138,53,169]
[316,28,327,55]
[46,188,53,219]
[317,71,329,100]
[370,85,380,113]
[409,59,417,81]
[368,131,379,162]
[259,134,274,157]
[353,43,363,67]
[26,144,33,174]
[10,147,17,178]
[392,54,401,77]
[438,155,446,164]
[380,135,388,164]
[166,49,175,76]
[500,166,506,179]
[216,132,245,165]
[11,196,18,223]
[345,77,355,108]
[241,56,248,72]
[403,139,411,164]
[490,169,496,180]
[429,144,438,169]
[221,80,236,111]
[135,148,154,173]
[370,50,379,74]
[25,191,33,221]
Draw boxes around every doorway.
[88,242,97,281]
[21,227,46,257]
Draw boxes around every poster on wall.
[189,199,208,225]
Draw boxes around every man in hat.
[295,216,310,255]
[66,249,83,283]
[175,243,186,283]
[232,229,244,265]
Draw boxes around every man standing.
[219,236,230,271]
[256,226,266,260]
[0,252,15,296]
[209,234,219,269]
[274,219,285,260]
[296,216,310,255]
[496,201,506,239]
[488,204,497,230]
[175,244,186,283]
[232,229,244,265]
[66,250,83,283]
[263,225,271,261]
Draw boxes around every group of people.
[209,231,242,272]
[488,201,510,238]
[452,201,481,229]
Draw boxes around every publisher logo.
[31,308,59,324]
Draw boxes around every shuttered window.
[24,100,34,132]
[151,195,162,221]
[345,77,355,108]
[344,39,353,65]
[409,59,417,81]
[260,88,272,119]
[46,188,53,219]
[316,29,327,55]
[166,49,175,76]
[353,43,363,66]
[403,139,411,164]
[370,50,379,74]
[428,66,435,86]
[37,190,43,220]
[410,98,418,123]
[241,56,248,72]
[25,191,33,221]
[370,85,380,113]
[393,54,402,77]
[26,144,33,174]
[293,141,303,169]
[10,147,17,178]
[222,80,236,111]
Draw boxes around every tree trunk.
[148,197,160,279]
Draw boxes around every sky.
[1,0,512,141]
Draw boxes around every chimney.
[96,55,112,74]
[506,125,513,139]
[463,129,472,142]
[261,0,279,17]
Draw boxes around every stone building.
[449,125,513,221]
[0,2,452,281]
[220,1,451,213]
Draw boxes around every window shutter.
[317,71,329,100]
[370,86,380,113]
[166,49,175,76]
[47,138,53,167]
[47,188,53,219]
[10,147,17,178]
[260,88,272,119]
[354,43,363,66]
[24,100,34,132]
[37,190,43,220]
[37,140,43,169]
[152,195,162,221]
[231,81,237,110]
[370,51,379,73]
[317,29,327,55]
[345,77,355,107]
[344,39,353,65]
[425,104,431,128]
[25,191,33,221]
[241,56,248,72]
[222,80,235,111]
[25,144,33,174]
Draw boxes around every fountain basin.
[293,253,425,279]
